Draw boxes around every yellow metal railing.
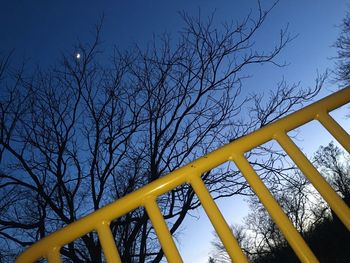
[16,87,350,263]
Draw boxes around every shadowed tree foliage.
[0,3,323,262]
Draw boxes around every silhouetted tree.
[334,11,350,85]
[209,142,349,263]
[314,142,350,206]
[209,224,250,263]
[0,3,324,263]
[208,6,350,262]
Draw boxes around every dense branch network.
[0,4,323,262]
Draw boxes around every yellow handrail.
[16,87,350,263]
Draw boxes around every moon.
[76,53,81,59]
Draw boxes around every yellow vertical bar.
[317,111,350,153]
[144,198,182,263]
[275,132,350,230]
[190,175,248,263]
[47,247,62,263]
[233,154,319,263]
[97,221,122,263]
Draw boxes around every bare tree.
[208,168,331,262]
[210,224,250,263]
[0,3,323,262]
[334,11,350,85]
[314,142,350,206]
[209,141,350,262]
[207,9,350,258]
[0,27,145,262]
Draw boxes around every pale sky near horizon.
[1,1,349,262]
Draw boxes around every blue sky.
[1,1,349,262]
[1,1,347,83]
[1,0,348,90]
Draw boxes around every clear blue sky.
[1,1,349,262]
[0,0,348,89]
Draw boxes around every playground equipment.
[16,87,350,263]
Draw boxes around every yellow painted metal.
[275,132,350,231]
[190,175,249,263]
[233,154,319,263]
[46,247,61,263]
[15,86,350,263]
[316,111,350,152]
[97,221,122,263]
[144,198,183,262]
